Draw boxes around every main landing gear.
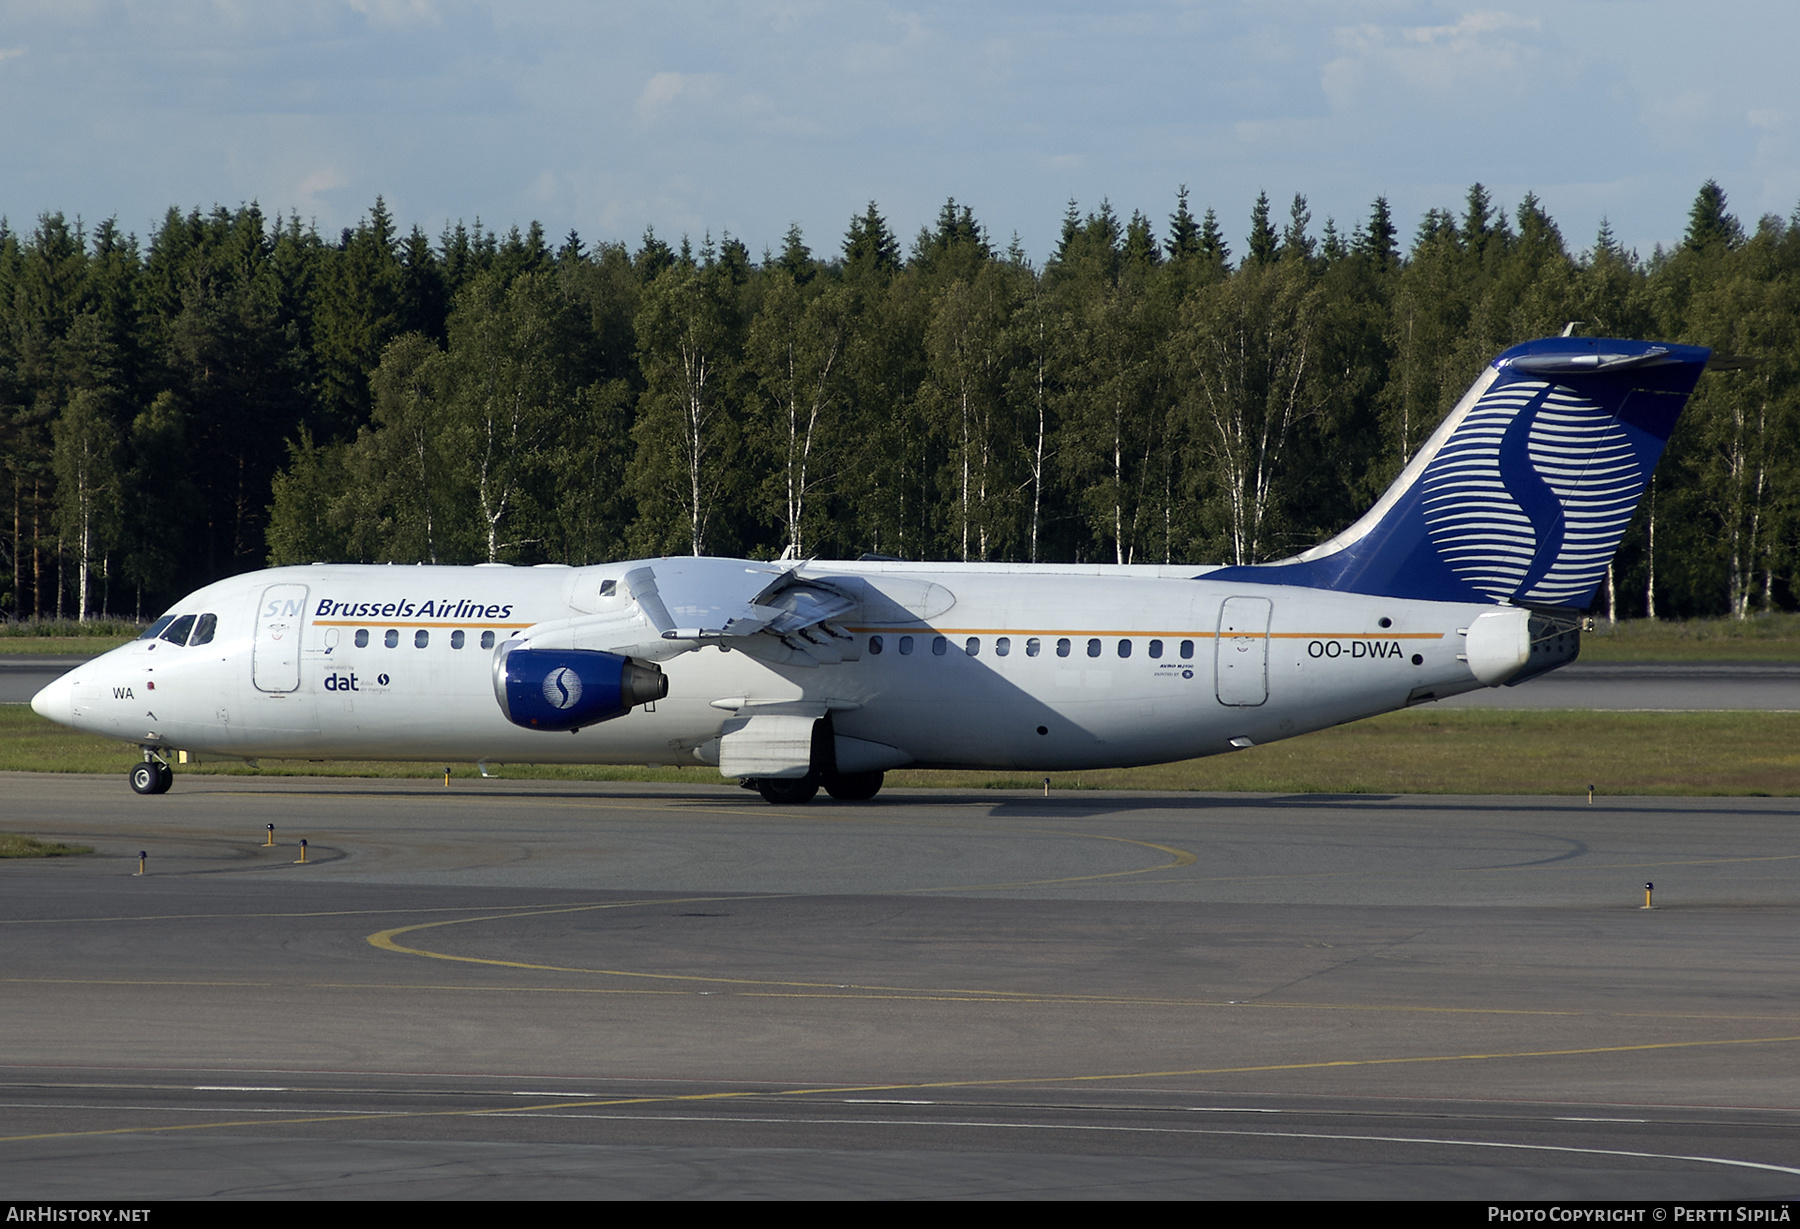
[129,753,173,795]
[748,770,886,806]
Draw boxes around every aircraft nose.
[30,674,74,725]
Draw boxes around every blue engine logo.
[494,648,666,732]
[543,666,583,709]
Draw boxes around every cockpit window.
[188,613,218,647]
[160,615,196,646]
[140,615,177,641]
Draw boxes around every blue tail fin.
[1208,336,1710,607]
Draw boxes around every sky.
[1,0,1795,265]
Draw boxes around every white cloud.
[293,165,348,214]
[635,71,693,122]
[345,0,439,26]
[1322,10,1544,109]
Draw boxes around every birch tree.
[633,260,743,556]
[748,273,847,557]
[1178,260,1319,564]
[51,387,121,620]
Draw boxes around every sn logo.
[263,598,303,617]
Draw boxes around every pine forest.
[1,181,1793,625]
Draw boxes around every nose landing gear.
[130,753,173,795]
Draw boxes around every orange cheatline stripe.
[846,627,1445,640]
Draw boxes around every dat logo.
[324,673,360,692]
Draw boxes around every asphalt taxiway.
[2,772,1797,1199]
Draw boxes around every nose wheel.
[129,758,173,795]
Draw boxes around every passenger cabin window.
[414,629,429,648]
[931,636,947,656]
[451,630,465,649]
[480,631,496,649]
[1087,638,1101,658]
[1148,639,1162,659]
[995,636,1011,657]
[160,615,196,646]
[1026,637,1041,657]
[189,613,217,646]
[1117,639,1132,658]
[868,634,884,655]
[965,637,980,656]
[1180,639,1194,659]
[898,635,914,655]
[384,629,399,648]
[1056,638,1071,657]
[355,629,369,648]
[599,579,617,597]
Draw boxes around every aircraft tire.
[129,763,160,795]
[755,774,820,805]
[153,763,174,794]
[823,770,883,801]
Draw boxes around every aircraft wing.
[512,557,861,668]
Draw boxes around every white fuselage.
[38,560,1518,773]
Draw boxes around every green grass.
[890,709,1800,796]
[1581,614,1800,661]
[0,617,144,654]
[0,636,135,655]
[0,832,92,857]
[3,705,1795,797]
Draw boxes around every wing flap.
[511,557,864,667]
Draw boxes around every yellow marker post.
[296,839,308,865]
[264,823,275,847]
[1587,784,1595,805]
[135,851,146,876]
[443,766,451,787]
[1043,778,1050,797]
[1643,881,1654,909]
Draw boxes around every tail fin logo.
[1420,379,1639,605]
[1198,338,1707,607]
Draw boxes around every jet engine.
[493,646,668,732]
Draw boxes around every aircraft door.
[252,583,309,693]
[1215,596,1271,706]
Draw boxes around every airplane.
[31,335,1710,804]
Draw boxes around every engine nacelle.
[493,646,668,732]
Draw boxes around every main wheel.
[153,762,174,794]
[129,762,159,795]
[756,774,820,805]
[823,770,884,801]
